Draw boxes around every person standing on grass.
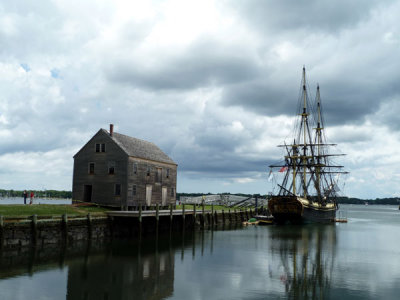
[30,191,34,205]
[23,190,27,204]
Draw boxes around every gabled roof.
[105,129,177,165]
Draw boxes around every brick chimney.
[109,124,114,136]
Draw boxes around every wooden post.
[182,204,185,229]
[156,203,159,233]
[222,209,225,225]
[156,203,159,221]
[87,213,92,239]
[31,214,38,246]
[234,209,237,222]
[202,203,205,228]
[193,204,197,229]
[211,204,214,225]
[61,214,68,244]
[0,215,3,248]
[228,209,231,223]
[139,204,143,237]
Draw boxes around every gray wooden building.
[72,125,177,209]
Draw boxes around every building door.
[146,185,152,206]
[83,185,92,202]
[162,187,167,206]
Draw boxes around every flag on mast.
[268,169,273,181]
[279,166,288,172]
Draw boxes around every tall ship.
[268,67,348,224]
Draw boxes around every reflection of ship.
[269,68,348,224]
[269,225,337,299]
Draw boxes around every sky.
[1,0,400,199]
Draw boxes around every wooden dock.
[107,209,208,218]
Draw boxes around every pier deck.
[107,209,210,218]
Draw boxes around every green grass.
[0,204,109,217]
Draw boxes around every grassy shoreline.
[0,204,109,217]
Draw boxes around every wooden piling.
[156,203,159,233]
[193,204,197,229]
[202,203,205,228]
[61,214,68,244]
[182,204,185,229]
[222,209,225,225]
[139,205,142,237]
[211,204,214,225]
[0,215,3,248]
[31,214,38,245]
[87,213,92,239]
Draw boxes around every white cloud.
[0,0,399,198]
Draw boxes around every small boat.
[268,67,348,224]
[243,218,259,226]
[255,215,274,225]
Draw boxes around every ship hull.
[268,196,336,224]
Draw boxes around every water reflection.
[6,214,400,300]
[269,225,337,299]
[65,234,187,300]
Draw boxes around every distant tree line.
[336,197,400,205]
[177,193,400,205]
[0,189,72,199]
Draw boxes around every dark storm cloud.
[226,0,387,33]
[106,38,261,90]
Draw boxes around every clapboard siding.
[73,127,177,209]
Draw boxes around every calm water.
[1,205,400,300]
[0,197,71,205]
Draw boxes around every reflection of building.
[67,246,174,300]
[72,124,177,209]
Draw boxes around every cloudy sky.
[1,0,400,199]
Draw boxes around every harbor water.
[1,204,400,299]
[0,197,71,205]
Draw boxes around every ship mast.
[316,85,322,196]
[301,67,308,198]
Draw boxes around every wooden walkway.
[107,209,209,218]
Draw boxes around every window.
[95,143,106,153]
[115,184,121,196]
[108,161,115,175]
[88,162,95,174]
[133,163,138,174]
[156,168,162,183]
[132,185,137,196]
[146,165,151,176]
[166,168,170,178]
[170,187,175,197]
